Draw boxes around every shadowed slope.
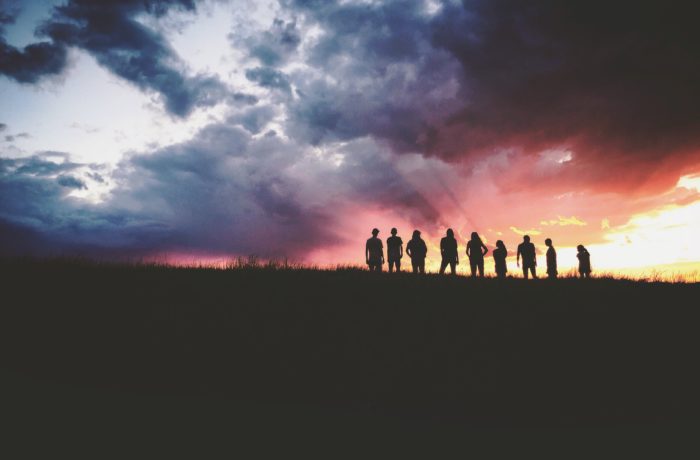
[1,259,699,453]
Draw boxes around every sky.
[1,0,699,279]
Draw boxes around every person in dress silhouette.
[439,228,459,275]
[406,229,427,274]
[386,228,403,273]
[577,245,591,278]
[365,228,384,272]
[493,240,508,279]
[466,231,488,277]
[545,238,557,279]
[517,235,537,279]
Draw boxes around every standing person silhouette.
[493,240,508,279]
[406,230,427,274]
[386,228,403,273]
[517,235,537,279]
[466,232,488,277]
[365,228,384,272]
[439,228,459,275]
[545,238,557,279]
[577,245,591,278]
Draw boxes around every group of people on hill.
[365,228,592,279]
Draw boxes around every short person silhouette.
[386,228,403,273]
[545,238,557,279]
[406,229,427,274]
[492,240,508,279]
[577,245,591,278]
[466,232,488,277]
[439,228,459,275]
[517,235,537,279]
[365,228,384,272]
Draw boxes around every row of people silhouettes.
[367,228,592,277]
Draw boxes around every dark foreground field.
[2,259,700,456]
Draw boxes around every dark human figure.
[406,230,427,274]
[365,228,384,272]
[466,231,488,277]
[439,228,459,275]
[545,238,557,279]
[577,244,592,278]
[493,240,508,279]
[386,228,403,273]
[517,235,537,279]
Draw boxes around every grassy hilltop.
[1,259,700,455]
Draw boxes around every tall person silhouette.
[466,232,488,277]
[517,235,537,279]
[365,228,384,272]
[406,230,427,274]
[577,245,591,278]
[439,228,458,275]
[386,228,403,273]
[545,238,557,279]
[493,240,508,279]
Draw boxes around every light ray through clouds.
[0,0,699,280]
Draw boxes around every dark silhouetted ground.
[1,259,699,456]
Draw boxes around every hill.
[1,259,699,455]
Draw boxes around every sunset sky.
[1,0,699,279]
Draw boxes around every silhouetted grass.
[1,257,699,454]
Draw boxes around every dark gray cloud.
[0,39,67,83]
[0,0,229,116]
[0,123,6,131]
[0,2,67,83]
[245,66,292,94]
[57,174,86,189]
[228,105,276,134]
[4,132,29,142]
[238,17,301,67]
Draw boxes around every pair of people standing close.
[440,229,489,277]
[365,228,427,273]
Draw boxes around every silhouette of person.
[577,244,591,278]
[386,228,403,273]
[517,235,537,279]
[493,240,508,279]
[365,228,384,272]
[466,231,488,277]
[406,229,427,274]
[439,228,459,275]
[545,238,557,279]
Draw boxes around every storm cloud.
[272,0,700,193]
[0,122,438,258]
